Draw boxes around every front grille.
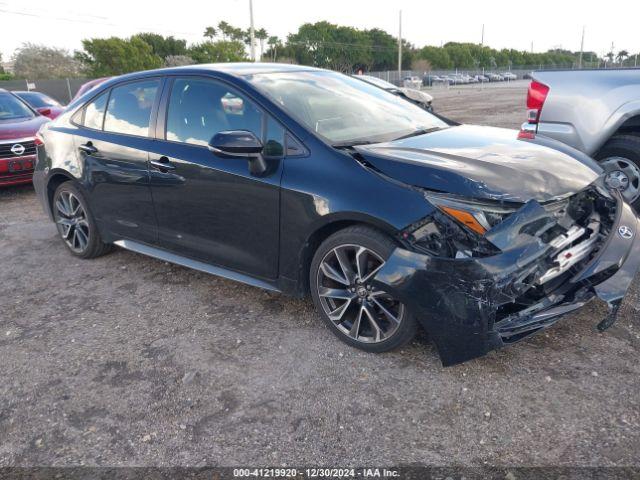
[0,140,36,159]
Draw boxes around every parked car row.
[424,71,519,85]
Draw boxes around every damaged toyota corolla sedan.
[32,64,640,366]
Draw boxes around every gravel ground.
[1,82,640,468]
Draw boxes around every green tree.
[265,36,282,61]
[617,50,629,64]
[417,46,452,69]
[77,37,163,76]
[366,28,397,71]
[131,33,187,59]
[12,43,81,79]
[605,51,615,65]
[187,40,248,63]
[443,43,474,68]
[255,28,268,59]
[217,21,233,40]
[203,26,217,40]
[286,21,372,72]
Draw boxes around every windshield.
[16,92,60,108]
[248,70,447,145]
[0,93,35,120]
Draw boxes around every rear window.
[81,91,109,130]
[17,92,60,108]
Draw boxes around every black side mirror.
[208,130,263,156]
[208,130,267,176]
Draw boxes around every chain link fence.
[365,63,595,87]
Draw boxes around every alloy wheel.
[316,244,405,343]
[601,156,640,204]
[54,191,90,253]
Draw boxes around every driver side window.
[166,78,263,147]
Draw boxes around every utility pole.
[249,0,256,61]
[480,24,484,47]
[578,26,585,68]
[398,10,402,83]
[531,41,533,53]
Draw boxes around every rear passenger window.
[82,91,108,130]
[104,80,159,136]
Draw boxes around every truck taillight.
[526,80,549,124]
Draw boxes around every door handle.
[78,142,98,155]
[150,156,176,171]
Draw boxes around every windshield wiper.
[392,127,442,141]
[331,139,378,148]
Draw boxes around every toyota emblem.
[618,225,634,240]
[11,143,25,156]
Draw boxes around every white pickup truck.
[521,68,640,209]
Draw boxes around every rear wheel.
[310,226,417,352]
[53,182,111,259]
[596,135,640,209]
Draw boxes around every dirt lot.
[2,82,640,468]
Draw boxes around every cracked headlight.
[424,192,517,235]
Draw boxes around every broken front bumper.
[371,197,640,366]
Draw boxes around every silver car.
[521,69,640,208]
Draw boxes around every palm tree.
[617,50,629,65]
[605,51,615,66]
[256,28,268,60]
[267,36,280,61]
[217,21,232,40]
[203,26,217,40]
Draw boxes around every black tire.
[595,135,640,210]
[52,181,112,259]
[310,225,417,353]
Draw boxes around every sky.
[1,0,639,61]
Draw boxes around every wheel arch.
[612,114,640,138]
[45,170,77,219]
[294,213,400,296]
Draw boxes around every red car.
[0,89,49,187]
[13,90,65,119]
[71,77,110,103]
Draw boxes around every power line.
[0,7,201,39]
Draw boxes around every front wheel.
[310,226,417,353]
[596,135,640,209]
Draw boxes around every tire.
[310,225,417,353]
[595,135,640,210]
[52,181,111,259]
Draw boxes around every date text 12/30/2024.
[233,468,400,478]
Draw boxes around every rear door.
[73,78,162,244]
[147,75,285,279]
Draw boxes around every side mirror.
[38,108,52,117]
[208,130,267,176]
[208,130,263,156]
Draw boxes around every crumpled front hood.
[355,125,601,203]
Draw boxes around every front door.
[148,76,284,279]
